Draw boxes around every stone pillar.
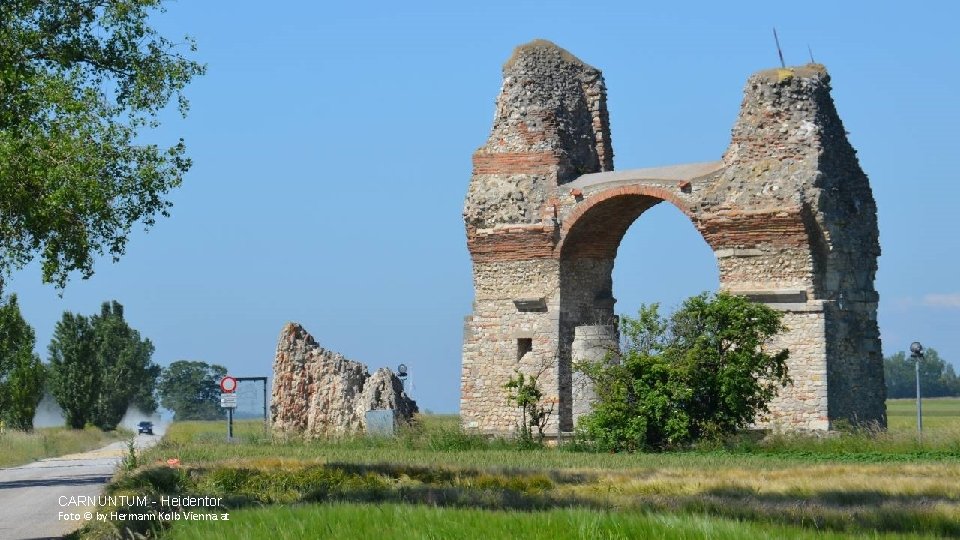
[571,325,619,428]
[462,40,613,436]
[709,65,884,428]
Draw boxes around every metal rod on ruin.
[773,28,786,68]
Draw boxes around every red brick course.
[698,208,808,249]
[472,152,560,176]
[467,225,557,263]
[558,185,696,259]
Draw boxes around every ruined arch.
[461,40,884,435]
[559,186,703,258]
[555,187,721,430]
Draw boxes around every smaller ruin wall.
[272,323,417,437]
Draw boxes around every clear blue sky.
[8,1,959,413]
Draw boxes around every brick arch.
[557,185,705,260]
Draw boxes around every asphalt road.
[0,433,160,540]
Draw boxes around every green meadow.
[887,397,959,431]
[76,398,960,539]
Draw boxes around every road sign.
[219,376,237,393]
[220,393,238,408]
[365,410,395,436]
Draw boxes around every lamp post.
[397,364,408,391]
[910,341,924,440]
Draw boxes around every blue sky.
[7,1,959,413]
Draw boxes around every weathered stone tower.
[462,40,883,435]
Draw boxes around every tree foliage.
[158,360,227,421]
[48,300,158,429]
[90,301,158,429]
[577,293,791,451]
[47,311,96,428]
[884,349,959,399]
[0,294,45,430]
[0,0,204,290]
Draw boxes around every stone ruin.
[462,40,883,435]
[271,322,417,437]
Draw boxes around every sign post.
[220,376,238,441]
[232,376,269,431]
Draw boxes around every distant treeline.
[884,348,960,398]
[1,295,231,432]
[0,297,159,431]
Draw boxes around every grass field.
[0,426,127,468]
[888,397,960,431]
[79,399,960,539]
[161,503,927,540]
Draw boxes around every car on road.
[137,421,154,435]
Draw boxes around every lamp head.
[910,342,924,356]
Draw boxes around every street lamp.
[910,341,924,439]
[397,363,408,391]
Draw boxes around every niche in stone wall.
[517,338,533,361]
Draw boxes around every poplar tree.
[48,300,159,430]
[0,294,45,430]
[47,312,97,429]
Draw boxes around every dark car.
[137,421,154,435]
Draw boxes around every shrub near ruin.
[577,293,791,451]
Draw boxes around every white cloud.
[921,293,960,308]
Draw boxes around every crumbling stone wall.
[701,66,883,427]
[272,323,417,437]
[462,40,613,434]
[462,41,883,435]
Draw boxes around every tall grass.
[0,426,126,468]
[163,503,923,540]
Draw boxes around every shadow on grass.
[324,462,596,487]
[689,487,960,537]
[706,485,959,506]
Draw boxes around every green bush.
[577,292,791,451]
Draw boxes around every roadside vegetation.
[0,426,127,468]
[76,401,960,539]
[0,0,203,292]
[0,295,46,431]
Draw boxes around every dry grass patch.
[589,462,960,499]
[0,426,126,468]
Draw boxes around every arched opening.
[613,202,720,326]
[557,189,719,431]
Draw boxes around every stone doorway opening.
[557,191,719,431]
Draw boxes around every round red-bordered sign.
[219,376,237,393]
